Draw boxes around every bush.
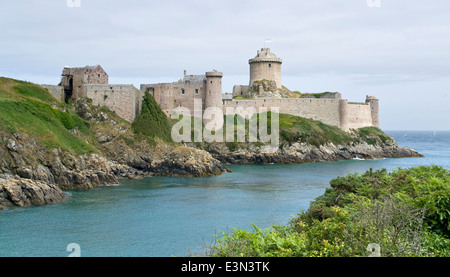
[209,166,450,257]
[132,91,173,144]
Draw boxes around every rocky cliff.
[200,139,422,165]
[0,175,66,210]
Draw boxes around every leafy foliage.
[209,165,450,257]
[132,91,173,145]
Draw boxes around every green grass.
[277,113,355,146]
[358,126,393,144]
[301,91,336,99]
[0,77,97,154]
[170,111,390,148]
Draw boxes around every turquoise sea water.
[0,131,449,257]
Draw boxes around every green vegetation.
[301,91,336,99]
[0,77,97,154]
[277,113,354,146]
[171,110,392,151]
[359,126,392,144]
[348,102,367,105]
[232,95,253,100]
[131,91,173,145]
[210,165,450,257]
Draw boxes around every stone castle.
[42,48,379,131]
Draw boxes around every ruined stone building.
[44,65,142,122]
[61,65,109,102]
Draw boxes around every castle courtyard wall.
[85,84,142,122]
[339,102,374,131]
[41,84,64,102]
[223,98,342,127]
[223,98,376,131]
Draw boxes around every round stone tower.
[249,48,282,89]
[205,70,223,110]
[366,96,380,128]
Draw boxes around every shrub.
[209,166,450,257]
[132,91,173,144]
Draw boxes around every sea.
[0,131,449,257]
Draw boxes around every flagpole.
[264,38,273,48]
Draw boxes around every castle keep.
[43,48,379,131]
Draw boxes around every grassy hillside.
[277,113,392,146]
[181,111,392,148]
[0,77,98,154]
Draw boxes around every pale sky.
[1,0,449,130]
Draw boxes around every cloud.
[1,0,449,130]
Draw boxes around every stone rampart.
[84,84,142,122]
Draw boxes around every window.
[181,89,185,95]
[195,89,199,94]
[98,73,101,78]
[269,64,272,68]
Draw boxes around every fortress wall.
[85,84,142,122]
[41,84,64,102]
[366,98,380,128]
[142,81,207,117]
[340,102,373,131]
[232,85,249,97]
[224,98,341,127]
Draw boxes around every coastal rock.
[1,138,121,191]
[148,147,229,177]
[0,175,66,210]
[206,140,423,165]
[99,135,230,177]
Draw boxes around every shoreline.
[0,141,423,211]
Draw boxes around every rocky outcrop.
[98,137,229,177]
[74,98,229,178]
[144,147,230,177]
[1,130,228,193]
[0,175,66,210]
[197,139,423,165]
[0,133,127,191]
